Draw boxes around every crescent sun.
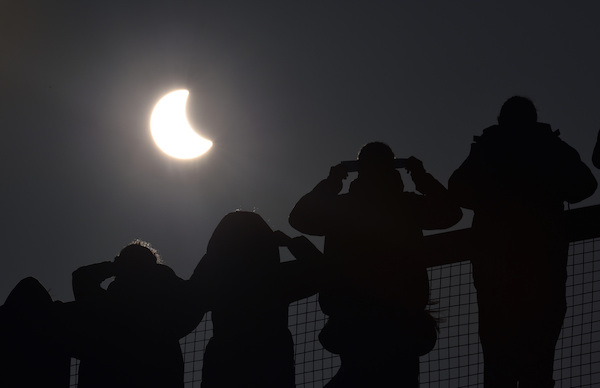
[150,89,213,159]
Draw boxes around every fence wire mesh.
[69,238,600,387]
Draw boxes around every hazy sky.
[1,1,599,302]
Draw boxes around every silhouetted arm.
[188,254,222,309]
[555,139,597,204]
[276,235,325,303]
[177,280,209,337]
[448,141,490,210]
[151,266,201,339]
[535,129,598,204]
[594,129,600,169]
[289,164,347,235]
[407,157,462,230]
[72,261,115,303]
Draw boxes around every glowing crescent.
[150,89,213,159]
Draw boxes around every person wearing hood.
[189,211,324,388]
[449,96,597,387]
[0,277,72,387]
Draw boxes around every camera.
[340,158,408,172]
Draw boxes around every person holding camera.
[72,240,191,388]
[289,142,462,387]
[449,96,597,387]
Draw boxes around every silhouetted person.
[289,142,462,387]
[593,128,600,169]
[72,240,192,388]
[0,277,72,387]
[449,96,597,387]
[189,211,323,388]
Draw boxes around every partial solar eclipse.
[150,89,213,159]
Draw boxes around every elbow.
[440,206,463,229]
[288,211,303,232]
[289,209,318,235]
[71,269,82,289]
[593,154,600,169]
[448,172,480,210]
[288,215,325,236]
[566,178,598,204]
[449,206,464,227]
[71,271,85,300]
[447,186,476,211]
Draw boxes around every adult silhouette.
[189,211,323,388]
[0,277,72,387]
[449,96,597,387]
[289,142,462,387]
[593,128,600,169]
[72,240,192,388]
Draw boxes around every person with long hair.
[189,211,323,388]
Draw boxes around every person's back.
[449,97,597,295]
[190,211,323,388]
[0,277,71,388]
[449,96,597,387]
[73,241,188,388]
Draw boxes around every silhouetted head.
[114,240,161,279]
[357,142,395,174]
[3,277,52,315]
[497,96,537,127]
[206,211,279,270]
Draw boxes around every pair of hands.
[328,156,426,182]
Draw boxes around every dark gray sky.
[1,1,599,301]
